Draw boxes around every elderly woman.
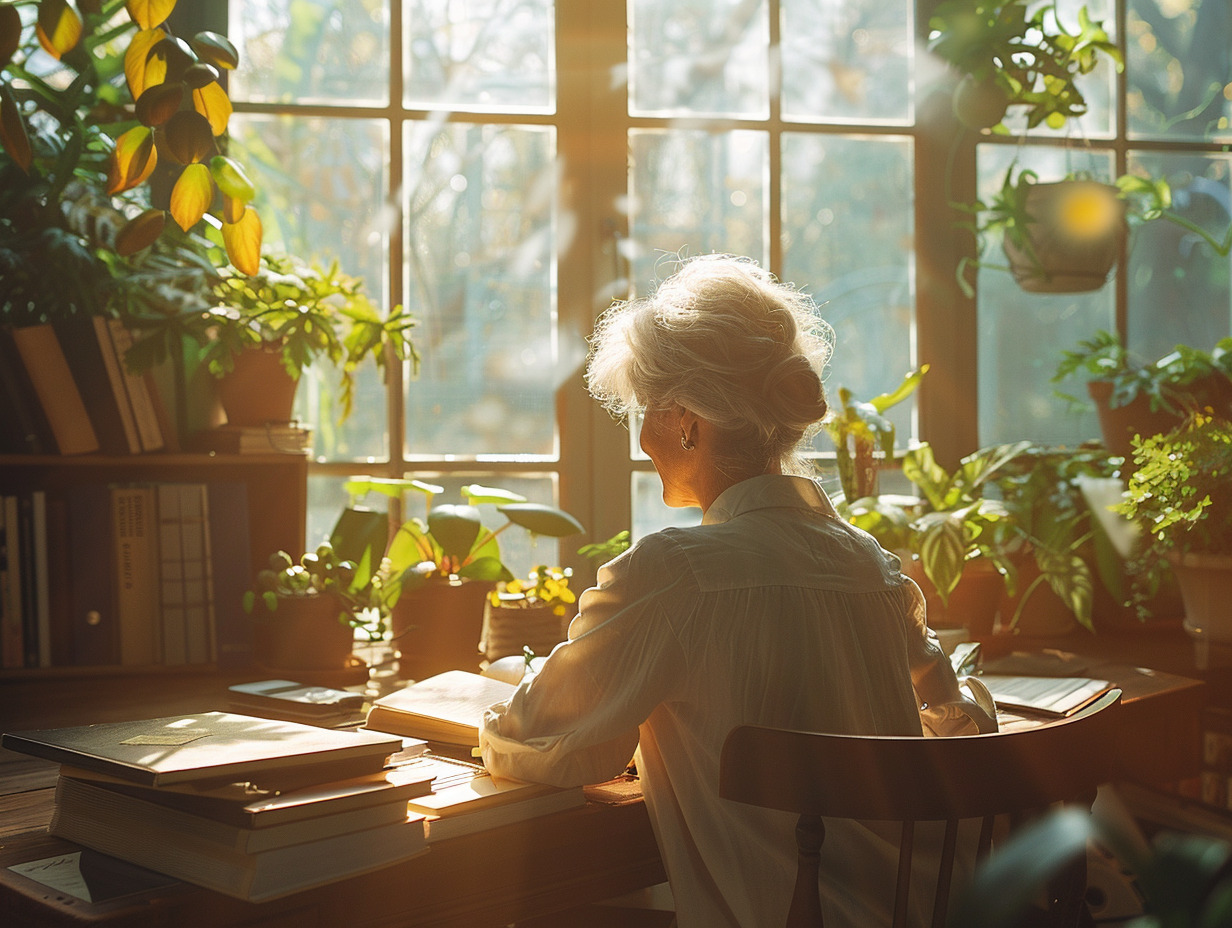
[479,254,994,928]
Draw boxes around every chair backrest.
[718,689,1123,928]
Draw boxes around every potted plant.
[1053,331,1232,459]
[0,0,262,277]
[196,250,419,428]
[824,365,928,503]
[1115,413,1232,669]
[481,565,577,664]
[343,477,585,681]
[927,0,1121,134]
[842,440,1029,634]
[242,540,388,677]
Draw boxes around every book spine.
[111,485,161,666]
[178,484,215,664]
[156,483,188,665]
[208,481,253,670]
[10,323,100,455]
[0,496,20,668]
[0,325,57,454]
[49,317,135,456]
[105,319,166,453]
[67,484,120,666]
[89,316,142,454]
[31,490,51,667]
[44,493,74,666]
[17,493,39,667]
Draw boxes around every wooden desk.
[0,647,1208,928]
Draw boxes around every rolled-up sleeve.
[480,540,689,787]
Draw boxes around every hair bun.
[764,356,827,424]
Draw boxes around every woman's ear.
[677,406,701,447]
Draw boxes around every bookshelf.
[0,452,307,679]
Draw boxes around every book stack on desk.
[0,711,432,902]
[363,670,587,839]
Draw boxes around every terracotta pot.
[1169,551,1232,670]
[1001,181,1125,294]
[904,558,1004,636]
[1087,380,1187,461]
[481,599,572,663]
[217,346,298,427]
[252,593,356,671]
[390,579,494,681]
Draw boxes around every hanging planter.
[1000,179,1126,294]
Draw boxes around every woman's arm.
[480,539,690,786]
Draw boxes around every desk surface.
[0,633,1211,928]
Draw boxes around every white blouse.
[480,474,995,928]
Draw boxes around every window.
[211,0,1231,577]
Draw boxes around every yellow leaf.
[36,0,82,59]
[223,207,262,276]
[125,27,165,99]
[107,125,157,194]
[125,0,176,31]
[169,162,212,231]
[134,80,182,127]
[162,109,214,164]
[221,193,246,224]
[192,81,231,136]
[0,81,32,173]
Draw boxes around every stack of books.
[0,711,433,902]
[362,670,587,840]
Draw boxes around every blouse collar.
[702,474,838,526]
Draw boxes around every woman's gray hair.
[586,254,834,477]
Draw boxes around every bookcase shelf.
[0,452,307,680]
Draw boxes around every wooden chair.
[719,690,1123,928]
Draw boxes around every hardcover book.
[58,762,435,829]
[1,711,404,789]
[979,674,1114,718]
[363,670,517,748]
[50,794,427,903]
[54,773,423,853]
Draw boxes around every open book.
[979,674,1114,718]
[363,671,516,748]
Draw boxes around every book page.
[979,675,1112,717]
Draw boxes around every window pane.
[403,123,557,457]
[228,114,392,460]
[628,129,768,292]
[1127,0,1232,142]
[780,134,915,451]
[404,0,554,112]
[1126,151,1232,356]
[976,144,1114,447]
[228,0,390,106]
[629,0,769,118]
[780,0,912,124]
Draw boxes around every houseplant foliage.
[927,0,1122,133]
[951,805,1232,928]
[824,365,927,503]
[0,0,262,278]
[242,541,387,672]
[198,250,419,424]
[482,564,577,663]
[1115,414,1232,647]
[342,477,585,613]
[1053,331,1232,456]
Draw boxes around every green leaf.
[498,502,584,538]
[428,504,484,559]
[458,556,512,583]
[914,513,966,605]
[461,484,526,506]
